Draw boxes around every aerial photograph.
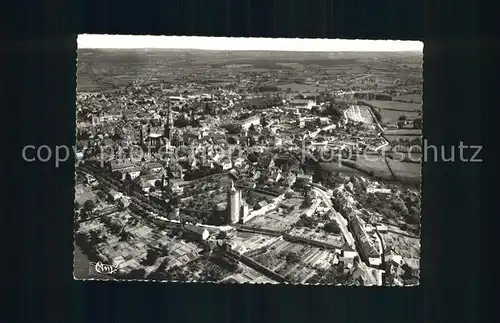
[74,35,422,286]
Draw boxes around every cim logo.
[90,261,119,275]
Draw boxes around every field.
[342,155,393,178]
[344,105,375,124]
[243,203,304,231]
[277,83,325,93]
[363,100,422,124]
[230,232,280,254]
[342,155,420,186]
[249,239,337,283]
[78,49,423,93]
[319,162,366,177]
[393,94,422,104]
[384,129,422,142]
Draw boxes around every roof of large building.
[351,216,380,258]
[184,224,208,236]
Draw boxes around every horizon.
[78,35,423,53]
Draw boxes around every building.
[295,174,313,186]
[108,189,123,201]
[366,185,391,194]
[350,215,381,263]
[119,197,131,208]
[227,180,241,224]
[183,224,209,241]
[240,115,261,130]
[339,250,358,268]
[145,162,163,172]
[353,91,392,101]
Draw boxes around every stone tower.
[227,180,240,224]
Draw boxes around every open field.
[386,158,421,184]
[244,205,303,231]
[342,155,393,178]
[344,105,375,124]
[393,94,422,104]
[277,83,324,92]
[230,233,280,254]
[341,155,420,186]
[384,129,422,143]
[78,49,422,92]
[319,162,366,177]
[365,100,422,112]
[362,100,422,124]
[384,129,422,136]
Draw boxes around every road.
[312,187,356,249]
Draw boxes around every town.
[74,47,422,286]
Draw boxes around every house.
[228,169,240,181]
[339,250,358,267]
[183,224,210,241]
[385,248,404,267]
[257,200,268,209]
[135,174,161,192]
[219,157,233,170]
[366,185,391,194]
[108,189,123,201]
[109,159,135,172]
[295,174,313,186]
[119,197,130,208]
[125,167,142,180]
[145,162,163,172]
[233,157,245,168]
[169,181,184,194]
[350,215,381,262]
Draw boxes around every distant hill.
[77,49,422,92]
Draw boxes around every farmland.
[249,239,336,283]
[393,93,422,104]
[341,155,421,187]
[362,100,422,124]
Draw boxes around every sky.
[78,34,423,52]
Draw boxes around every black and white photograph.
[74,35,422,286]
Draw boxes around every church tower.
[164,100,172,141]
[139,125,144,147]
[227,180,240,224]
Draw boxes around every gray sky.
[78,35,423,52]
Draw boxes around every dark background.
[4,0,484,322]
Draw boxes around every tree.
[324,221,341,234]
[155,180,162,188]
[174,118,190,128]
[83,200,96,213]
[142,249,159,266]
[373,109,382,123]
[248,124,256,133]
[286,252,300,263]
[127,269,147,279]
[74,201,81,210]
[247,152,259,163]
[119,231,130,242]
[398,115,407,121]
[216,231,228,240]
[89,231,102,246]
